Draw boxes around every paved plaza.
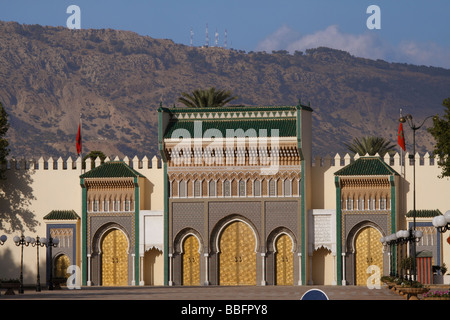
[4,285,434,318]
[1,284,405,300]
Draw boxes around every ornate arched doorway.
[275,234,293,285]
[355,226,383,286]
[54,254,71,279]
[182,234,200,286]
[101,228,129,286]
[219,221,256,285]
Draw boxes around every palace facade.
[0,103,449,288]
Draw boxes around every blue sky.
[1,0,450,68]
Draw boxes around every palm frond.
[345,136,396,157]
[177,87,237,108]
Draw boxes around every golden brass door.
[219,221,256,286]
[355,227,383,286]
[275,234,293,285]
[182,235,200,286]
[101,229,128,286]
[54,254,70,279]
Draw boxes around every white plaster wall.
[0,155,164,284]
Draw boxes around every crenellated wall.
[0,155,165,283]
[0,152,448,284]
[311,152,450,215]
[311,152,450,276]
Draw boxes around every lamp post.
[46,237,59,290]
[432,210,450,233]
[433,210,450,276]
[381,234,397,277]
[381,230,423,280]
[13,235,31,294]
[399,113,435,280]
[0,235,7,245]
[30,236,47,292]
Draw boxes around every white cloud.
[256,25,450,69]
[256,24,301,53]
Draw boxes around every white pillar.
[87,254,92,286]
[342,252,347,286]
[139,255,144,286]
[204,253,209,285]
[388,251,391,276]
[131,253,136,285]
[297,253,302,285]
[260,253,266,286]
[168,253,173,286]
[332,254,337,285]
[308,254,313,285]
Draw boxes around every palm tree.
[344,136,396,157]
[177,87,237,108]
[83,150,107,169]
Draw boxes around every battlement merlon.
[3,155,163,171]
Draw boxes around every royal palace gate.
[160,104,313,286]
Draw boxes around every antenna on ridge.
[224,29,228,49]
[205,23,209,47]
[215,28,219,47]
[190,27,194,47]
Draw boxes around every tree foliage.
[83,150,106,169]
[177,87,237,108]
[344,136,396,157]
[0,102,10,179]
[428,97,450,178]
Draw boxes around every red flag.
[76,122,82,155]
[397,122,405,151]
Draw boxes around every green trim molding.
[134,177,140,285]
[163,162,169,286]
[80,178,87,286]
[335,176,342,285]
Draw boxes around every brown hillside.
[0,21,449,159]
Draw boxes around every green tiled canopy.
[334,156,399,176]
[162,105,308,139]
[43,210,80,220]
[406,209,442,218]
[80,161,144,179]
[164,119,297,139]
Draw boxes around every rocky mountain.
[1,21,449,160]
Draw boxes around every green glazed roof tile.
[406,209,442,218]
[334,156,399,176]
[164,119,297,139]
[80,161,145,179]
[160,104,313,114]
[43,210,80,220]
[416,251,433,258]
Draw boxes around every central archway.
[219,221,256,286]
[355,226,383,286]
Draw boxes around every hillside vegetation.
[0,21,449,158]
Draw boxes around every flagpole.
[399,108,405,227]
[400,108,404,176]
[80,112,83,174]
[77,112,83,174]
